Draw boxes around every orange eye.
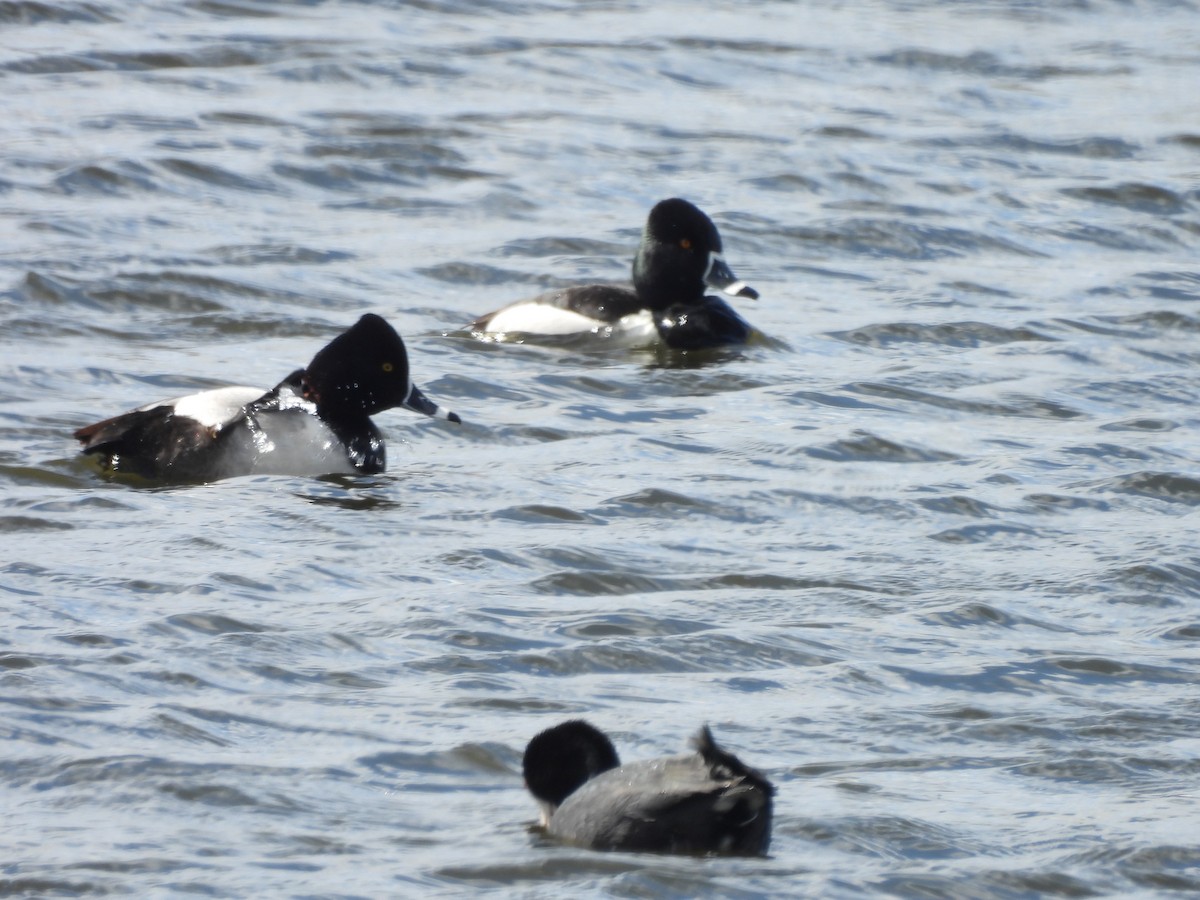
[382,362,394,373]
[680,238,692,250]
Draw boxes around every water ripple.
[3,0,1199,895]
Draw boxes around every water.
[2,0,1200,896]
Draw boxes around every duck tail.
[693,725,775,797]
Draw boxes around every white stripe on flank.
[141,386,264,428]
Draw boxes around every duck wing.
[551,738,773,856]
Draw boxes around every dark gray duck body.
[523,720,773,857]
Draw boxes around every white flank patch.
[240,410,355,477]
[479,303,604,336]
[613,310,659,347]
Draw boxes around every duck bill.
[705,252,759,300]
[404,382,462,424]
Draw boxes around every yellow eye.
[680,238,692,250]
[382,362,394,373]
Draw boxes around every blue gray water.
[2,1,1199,896]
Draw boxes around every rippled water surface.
[3,0,1200,896]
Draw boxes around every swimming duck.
[522,719,774,856]
[471,198,759,350]
[74,313,460,482]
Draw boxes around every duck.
[522,719,774,857]
[74,313,461,482]
[471,198,760,350]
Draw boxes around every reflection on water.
[3,0,1200,896]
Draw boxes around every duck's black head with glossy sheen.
[302,313,461,425]
[523,720,620,812]
[302,313,411,420]
[632,198,759,311]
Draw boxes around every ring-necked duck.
[522,719,773,857]
[471,198,759,350]
[74,313,460,482]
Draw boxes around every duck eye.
[680,238,692,250]
[382,362,394,373]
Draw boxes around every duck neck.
[325,414,385,473]
[633,245,704,311]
